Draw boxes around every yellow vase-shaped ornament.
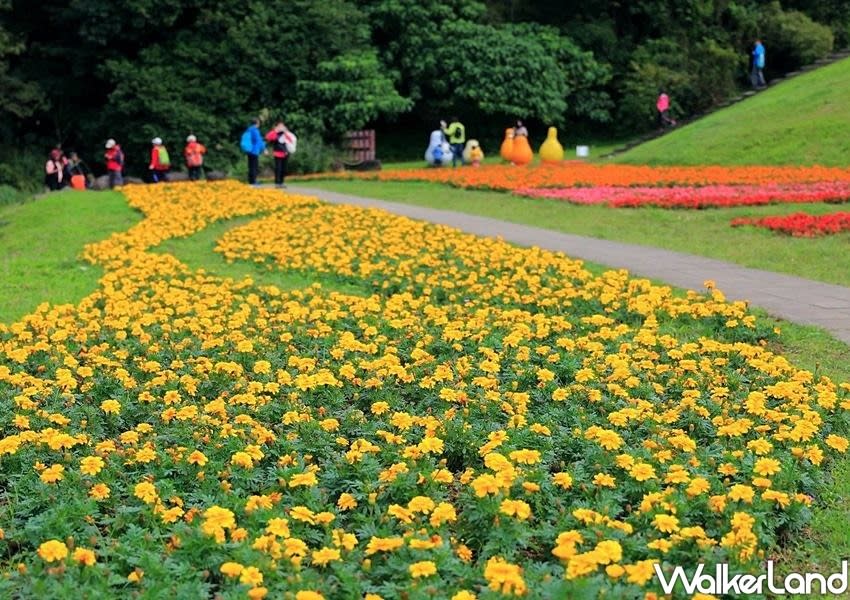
[500,128,515,162]
[511,134,533,165]
[539,126,564,163]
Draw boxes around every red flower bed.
[514,182,850,209]
[731,211,850,236]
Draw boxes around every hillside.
[617,57,850,166]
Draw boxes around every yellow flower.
[629,463,657,482]
[826,434,849,453]
[312,547,341,567]
[592,473,616,488]
[89,483,110,500]
[653,514,679,533]
[80,456,105,476]
[753,458,781,477]
[220,562,243,578]
[409,560,437,578]
[100,399,121,415]
[39,464,64,484]
[552,472,573,489]
[72,547,97,566]
[239,566,264,586]
[337,493,358,510]
[499,499,532,520]
[295,592,325,600]
[452,592,477,600]
[186,450,208,466]
[230,451,254,469]
[37,540,68,562]
[134,482,158,504]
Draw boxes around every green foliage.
[761,2,835,69]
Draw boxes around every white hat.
[152,137,162,145]
[105,139,116,149]
[186,134,197,143]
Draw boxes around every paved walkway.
[288,185,850,344]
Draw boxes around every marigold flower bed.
[731,211,850,236]
[514,182,850,209]
[1,181,849,598]
[297,163,850,191]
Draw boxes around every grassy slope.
[306,180,850,287]
[0,190,139,323]
[617,57,850,166]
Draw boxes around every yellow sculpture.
[511,133,533,165]
[500,128,514,162]
[539,126,564,163]
[463,140,484,166]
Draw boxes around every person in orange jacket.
[148,137,170,183]
[184,135,207,180]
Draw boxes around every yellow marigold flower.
[826,434,849,453]
[203,506,236,530]
[248,588,268,600]
[289,506,316,524]
[484,556,526,596]
[90,483,110,500]
[624,560,656,585]
[186,450,208,466]
[40,464,64,484]
[134,481,158,504]
[295,592,324,600]
[686,477,710,497]
[236,340,254,353]
[408,496,436,514]
[230,451,254,469]
[72,547,96,566]
[629,463,657,481]
[100,399,121,414]
[370,401,390,415]
[266,517,290,537]
[653,514,679,533]
[409,560,437,578]
[452,592,477,600]
[80,456,105,476]
[220,562,243,578]
[508,449,541,465]
[536,368,555,383]
[592,473,616,488]
[312,547,341,567]
[552,472,573,489]
[499,499,532,520]
[289,471,318,488]
[753,457,781,477]
[364,536,404,555]
[728,484,755,503]
[127,569,144,583]
[239,566,263,586]
[471,474,500,497]
[337,493,358,511]
[37,540,68,562]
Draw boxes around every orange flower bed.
[296,163,850,191]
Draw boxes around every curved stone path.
[287,185,850,345]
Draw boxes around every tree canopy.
[0,0,843,177]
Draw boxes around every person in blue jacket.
[751,40,766,89]
[241,118,265,185]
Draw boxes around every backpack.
[277,131,298,154]
[240,129,253,153]
[157,146,170,167]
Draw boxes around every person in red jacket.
[265,121,293,188]
[104,139,124,188]
[148,137,170,183]
[183,135,207,181]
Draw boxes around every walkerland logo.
[653,561,849,596]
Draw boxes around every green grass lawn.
[0,190,140,323]
[618,57,850,166]
[304,180,850,287]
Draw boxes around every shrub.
[761,2,834,70]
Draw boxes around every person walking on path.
[442,116,466,167]
[656,90,676,128]
[104,139,124,188]
[265,121,294,188]
[241,118,265,185]
[751,40,766,88]
[148,137,171,183]
[184,135,206,181]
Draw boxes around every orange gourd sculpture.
[511,134,533,165]
[500,128,515,162]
